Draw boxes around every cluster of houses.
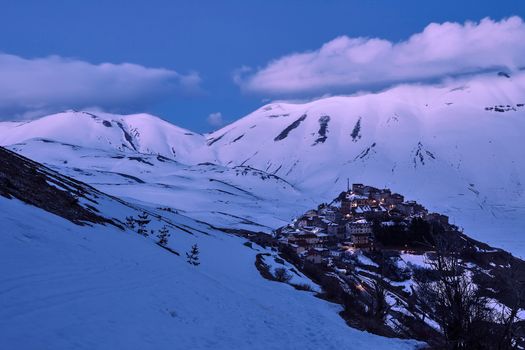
[276,183,449,265]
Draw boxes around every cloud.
[0,53,202,119]
[206,112,224,127]
[236,16,525,95]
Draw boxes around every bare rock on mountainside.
[0,146,117,226]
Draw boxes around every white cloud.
[236,16,525,95]
[0,53,202,119]
[206,112,224,127]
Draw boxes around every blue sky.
[0,0,524,132]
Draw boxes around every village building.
[375,188,391,201]
[304,249,323,264]
[380,220,396,227]
[353,205,389,220]
[425,212,449,226]
[396,201,427,217]
[341,198,352,216]
[351,183,367,195]
[291,233,319,246]
[347,193,370,207]
[290,242,307,255]
[385,193,404,207]
[368,188,383,202]
[352,235,374,249]
[326,222,339,236]
[304,209,318,219]
[322,208,339,222]
[346,219,374,247]
[330,248,345,258]
[346,219,373,236]
[315,232,331,245]
[296,216,309,228]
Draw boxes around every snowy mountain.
[0,110,208,164]
[204,71,525,255]
[2,71,524,255]
[0,147,420,349]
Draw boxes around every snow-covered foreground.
[0,197,421,349]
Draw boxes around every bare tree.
[416,237,494,349]
[366,254,391,321]
[369,279,390,320]
[494,261,525,350]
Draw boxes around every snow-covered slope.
[0,150,419,350]
[7,138,312,231]
[1,71,524,255]
[0,111,208,164]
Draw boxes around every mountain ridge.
[1,71,524,255]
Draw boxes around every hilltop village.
[261,183,525,347]
[275,183,451,265]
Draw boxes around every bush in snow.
[274,267,292,283]
[292,283,312,292]
[125,216,135,230]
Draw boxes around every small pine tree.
[157,226,170,246]
[125,216,136,230]
[186,244,200,266]
[136,212,151,237]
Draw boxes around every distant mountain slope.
[6,138,311,232]
[0,111,208,164]
[207,72,525,201]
